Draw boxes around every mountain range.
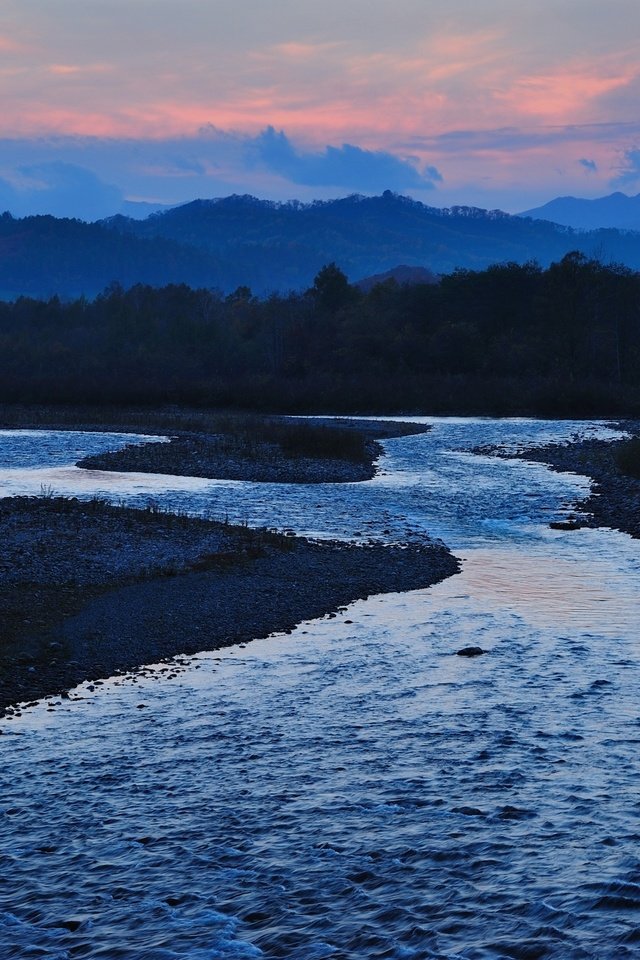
[520,192,640,231]
[3,191,640,300]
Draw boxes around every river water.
[1,418,639,959]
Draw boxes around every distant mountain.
[519,192,640,231]
[4,192,640,300]
[102,192,640,291]
[355,264,439,292]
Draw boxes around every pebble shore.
[515,438,640,539]
[475,424,640,540]
[0,496,458,716]
[76,418,431,483]
[1,416,447,713]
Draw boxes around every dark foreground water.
[1,419,639,959]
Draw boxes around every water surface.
[1,418,639,959]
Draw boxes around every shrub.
[615,437,640,479]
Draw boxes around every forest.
[6,192,640,300]
[1,252,639,416]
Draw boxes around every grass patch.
[614,437,640,479]
[253,419,370,462]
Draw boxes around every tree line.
[1,253,639,415]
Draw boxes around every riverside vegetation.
[1,253,640,416]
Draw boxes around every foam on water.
[1,418,639,958]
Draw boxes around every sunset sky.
[2,0,640,218]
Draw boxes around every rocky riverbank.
[76,418,431,483]
[0,496,458,715]
[475,423,640,539]
[0,404,431,483]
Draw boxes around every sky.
[1,0,640,219]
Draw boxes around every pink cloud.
[49,64,84,76]
[0,16,636,215]
[48,63,113,76]
[266,41,347,61]
[0,108,135,138]
[0,34,28,53]
[496,66,638,121]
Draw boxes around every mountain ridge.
[519,191,640,231]
[3,192,640,299]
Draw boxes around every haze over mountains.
[3,191,640,300]
[520,192,640,231]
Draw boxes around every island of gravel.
[0,414,458,716]
[75,417,431,483]
[474,420,640,540]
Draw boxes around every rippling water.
[1,419,640,959]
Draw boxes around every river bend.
[1,418,639,959]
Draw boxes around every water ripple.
[1,418,639,958]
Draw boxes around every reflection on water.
[1,418,639,959]
[460,536,639,635]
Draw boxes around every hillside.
[0,212,223,300]
[110,192,640,286]
[4,193,640,298]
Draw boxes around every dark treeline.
[2,252,640,416]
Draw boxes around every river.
[1,418,639,959]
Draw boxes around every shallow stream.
[1,418,639,959]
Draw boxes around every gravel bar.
[76,418,432,483]
[0,496,458,715]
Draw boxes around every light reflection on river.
[1,418,639,959]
